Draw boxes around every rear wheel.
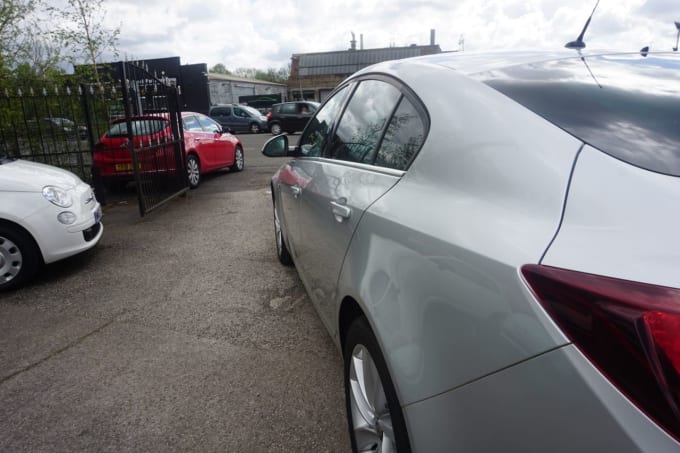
[186,154,200,189]
[0,224,40,291]
[270,123,282,135]
[230,146,244,172]
[273,197,292,266]
[344,316,411,453]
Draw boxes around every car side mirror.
[262,134,300,157]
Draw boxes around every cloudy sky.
[89,0,680,70]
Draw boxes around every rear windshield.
[106,118,169,138]
[477,53,680,176]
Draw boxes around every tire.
[186,154,200,189]
[273,197,293,266]
[0,223,41,291]
[230,146,245,172]
[344,316,411,453]
[249,123,261,134]
[270,123,282,136]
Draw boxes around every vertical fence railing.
[1,64,188,216]
[0,82,123,184]
[120,62,188,216]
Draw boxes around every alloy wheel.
[187,155,200,188]
[234,148,244,171]
[349,344,395,453]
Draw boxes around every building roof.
[295,45,442,77]
[207,73,286,87]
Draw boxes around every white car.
[0,152,103,291]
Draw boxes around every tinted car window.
[477,53,680,176]
[299,85,351,157]
[234,107,249,118]
[281,104,297,114]
[211,107,230,116]
[106,118,168,137]
[374,97,426,170]
[330,80,401,164]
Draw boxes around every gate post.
[80,83,106,205]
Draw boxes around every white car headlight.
[42,186,73,208]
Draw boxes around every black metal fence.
[119,62,188,216]
[1,62,189,216]
[0,83,120,182]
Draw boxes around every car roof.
[355,50,680,176]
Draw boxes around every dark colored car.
[208,104,268,134]
[266,101,320,135]
[27,117,87,140]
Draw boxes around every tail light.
[266,112,272,120]
[93,142,106,152]
[522,264,680,441]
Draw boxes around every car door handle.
[330,200,351,222]
[291,185,302,198]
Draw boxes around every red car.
[93,111,244,189]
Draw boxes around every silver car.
[262,50,680,452]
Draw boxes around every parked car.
[262,50,680,452]
[208,104,268,134]
[93,111,244,190]
[0,148,103,291]
[27,117,88,140]
[266,101,319,135]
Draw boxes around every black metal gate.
[118,62,188,216]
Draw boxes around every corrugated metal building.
[289,31,442,102]
[208,73,287,106]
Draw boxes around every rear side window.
[331,80,401,164]
[281,103,297,114]
[374,97,426,170]
[106,118,169,137]
[211,107,229,116]
[478,54,680,176]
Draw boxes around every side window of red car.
[183,115,203,132]
[196,115,220,133]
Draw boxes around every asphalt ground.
[0,133,350,452]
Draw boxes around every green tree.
[0,0,38,75]
[210,63,231,75]
[233,66,290,83]
[49,0,120,85]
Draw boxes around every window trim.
[323,73,430,171]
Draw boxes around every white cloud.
[51,0,680,70]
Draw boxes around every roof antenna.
[565,0,600,49]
